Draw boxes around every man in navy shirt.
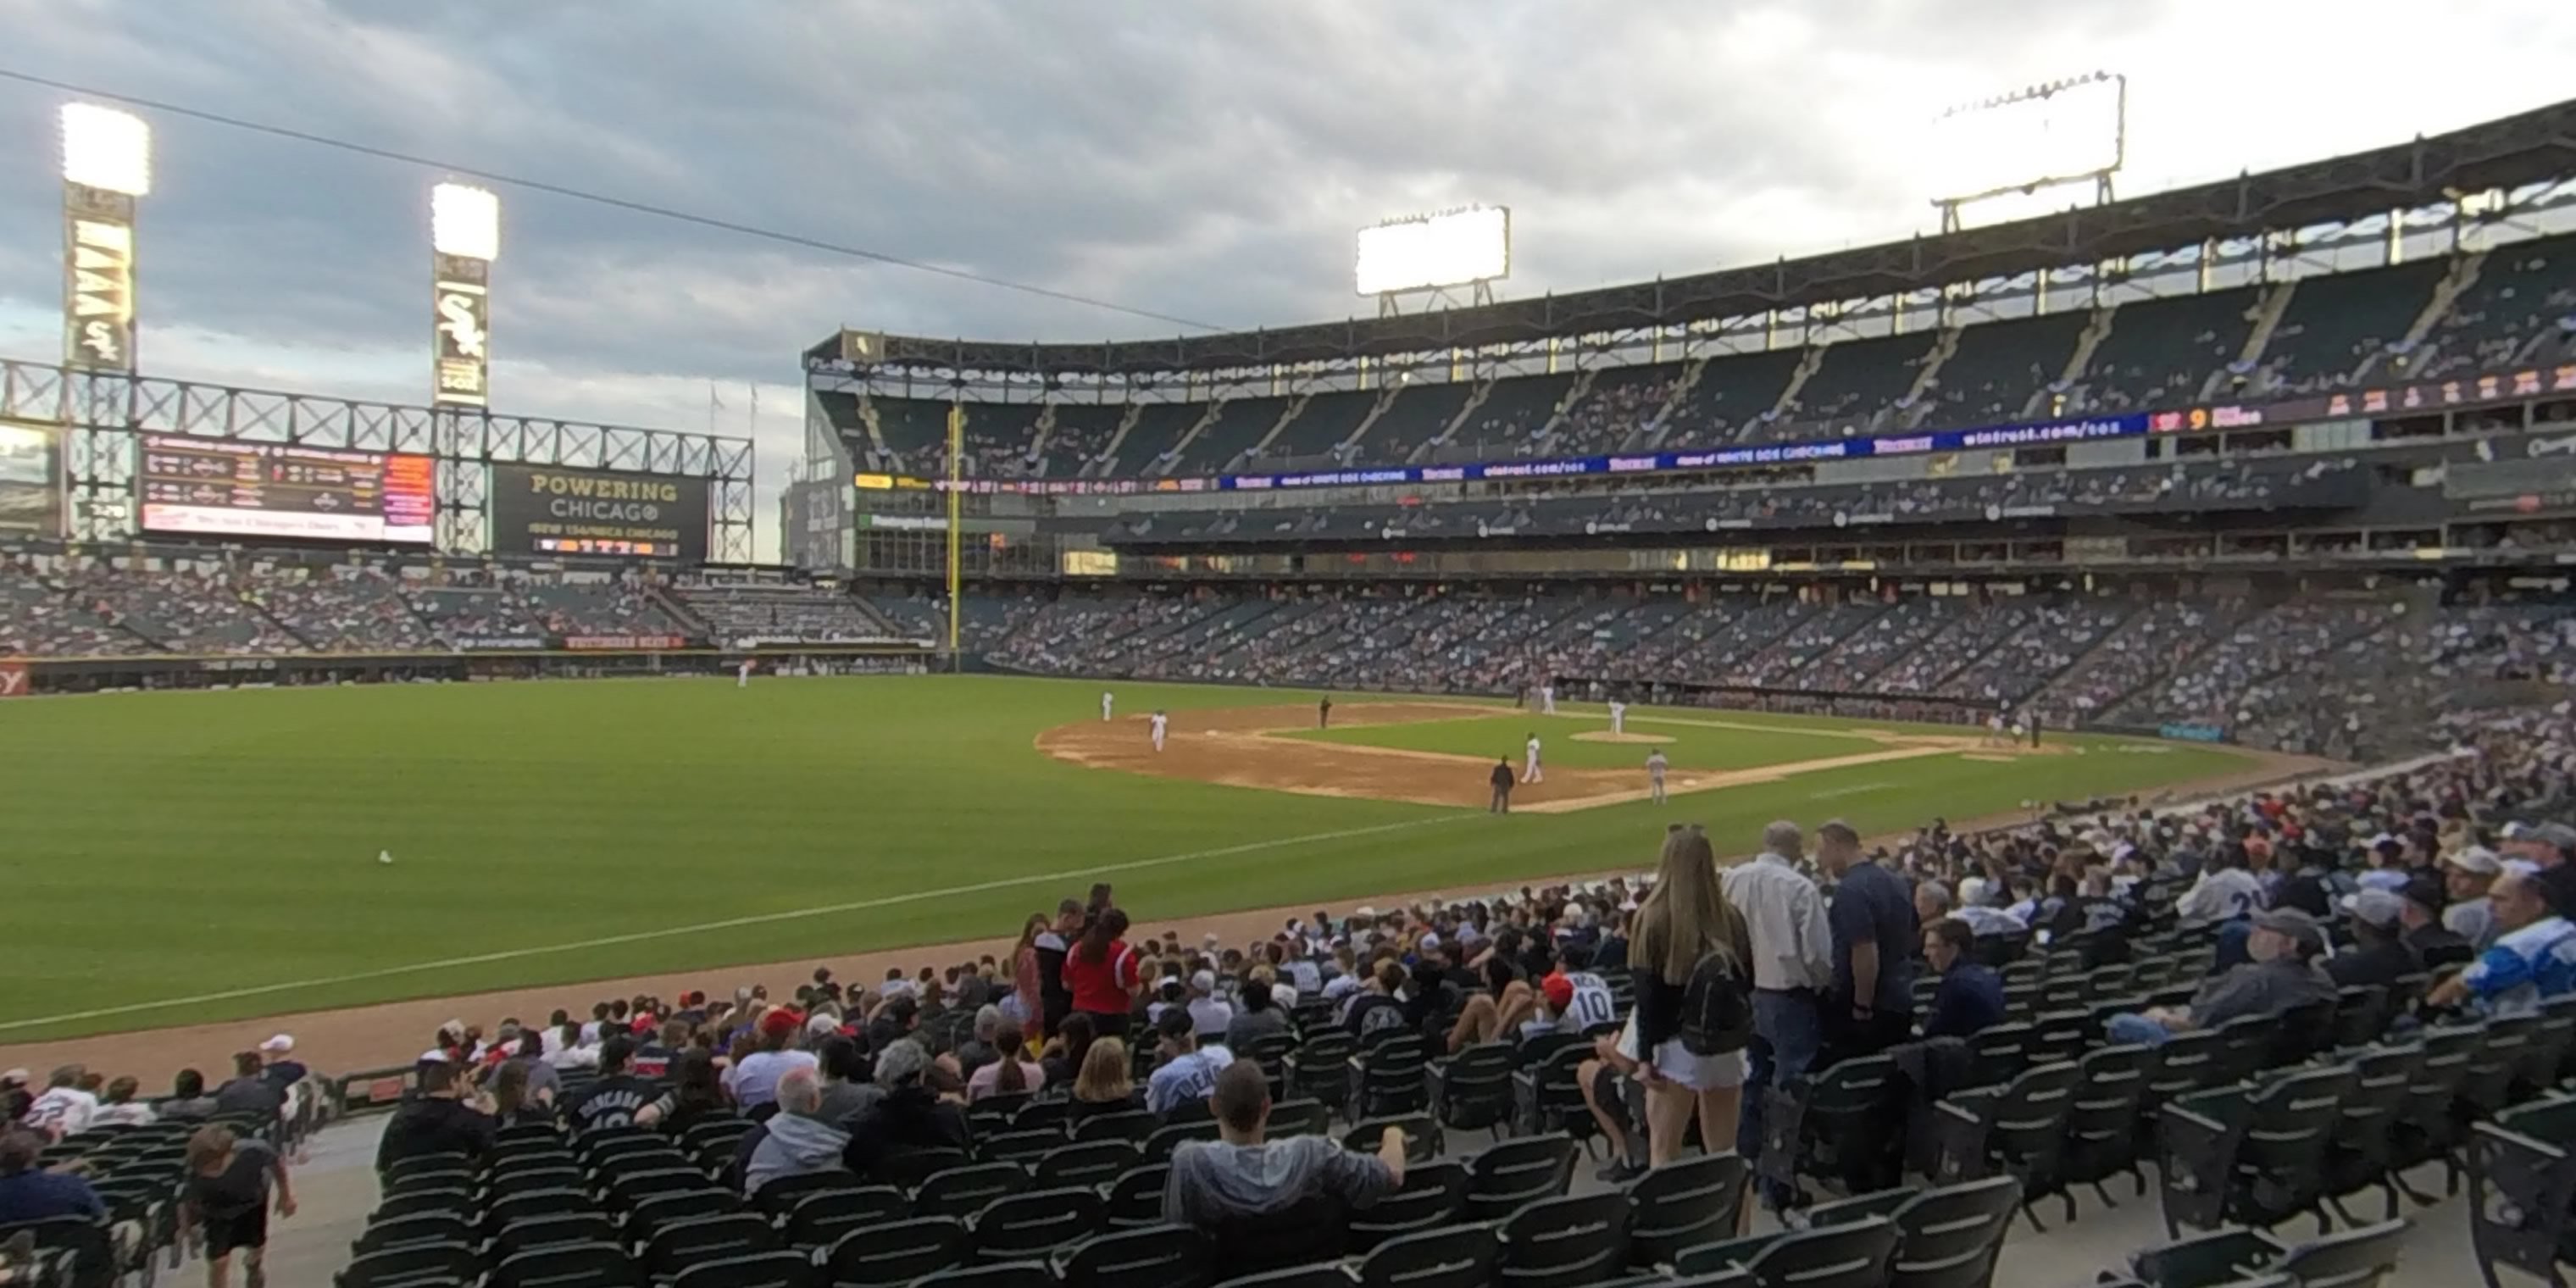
[0,1127,104,1224]
[1820,820,1917,1059]
[1920,919,2006,1038]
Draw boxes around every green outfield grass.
[0,675,2255,1041]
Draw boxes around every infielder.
[1646,748,1668,804]
[1101,691,1114,722]
[1609,700,1627,736]
[1522,732,1544,784]
[1541,684,1558,715]
[1150,709,1169,752]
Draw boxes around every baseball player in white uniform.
[1522,732,1544,784]
[1646,749,1668,804]
[736,658,754,688]
[1540,685,1558,715]
[1101,691,1114,722]
[1150,710,1169,752]
[1608,700,1627,736]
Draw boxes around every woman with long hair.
[1066,1035,1135,1120]
[1061,908,1140,1041]
[637,1049,731,1135]
[1038,1011,1096,1088]
[487,1059,554,1127]
[1008,913,1049,1026]
[966,1020,1046,1101]
[1625,824,1756,1169]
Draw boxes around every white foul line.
[1,813,1472,1033]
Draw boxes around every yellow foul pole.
[946,400,963,668]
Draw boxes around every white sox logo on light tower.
[430,182,500,408]
[58,103,151,374]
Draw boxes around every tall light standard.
[59,103,151,372]
[430,181,499,408]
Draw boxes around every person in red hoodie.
[1063,908,1141,1041]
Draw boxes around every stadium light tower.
[1357,205,1510,318]
[58,103,151,372]
[1928,71,2126,234]
[430,181,499,408]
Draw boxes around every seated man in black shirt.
[2325,889,2419,989]
[2398,873,2474,970]
[375,1059,497,1175]
[1920,918,2006,1039]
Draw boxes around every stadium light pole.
[946,398,963,669]
[430,181,499,408]
[59,103,151,373]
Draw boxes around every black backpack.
[1677,943,1754,1057]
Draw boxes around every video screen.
[137,435,435,544]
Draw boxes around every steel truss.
[0,358,756,562]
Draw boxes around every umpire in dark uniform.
[1489,758,1514,813]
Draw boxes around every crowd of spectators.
[244,568,438,652]
[0,556,704,658]
[675,584,887,645]
[2109,601,2388,733]
[1111,458,2364,550]
[1550,374,1679,457]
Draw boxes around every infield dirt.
[1036,702,2068,813]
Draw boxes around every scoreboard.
[137,435,436,544]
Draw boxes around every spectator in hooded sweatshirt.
[742,1069,850,1196]
[840,1040,970,1176]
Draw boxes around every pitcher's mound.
[1573,731,1674,745]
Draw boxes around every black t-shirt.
[187,1141,276,1219]
[1491,764,1513,790]
[565,1074,659,1133]
[214,1076,284,1119]
[375,1096,498,1174]
[1342,992,1407,1039]
[2404,923,2475,970]
[1035,933,1073,1013]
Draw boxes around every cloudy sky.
[2,0,2571,558]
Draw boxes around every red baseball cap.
[1541,972,1574,1013]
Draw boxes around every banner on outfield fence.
[0,663,28,697]
[2158,722,2228,742]
[452,636,547,652]
[491,464,708,560]
[0,421,62,536]
[563,634,688,651]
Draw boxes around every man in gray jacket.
[1163,1061,1402,1231]
[742,1069,850,1195]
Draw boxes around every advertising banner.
[0,663,28,697]
[451,636,547,652]
[563,634,688,651]
[491,464,708,560]
[0,422,62,536]
[137,435,435,544]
